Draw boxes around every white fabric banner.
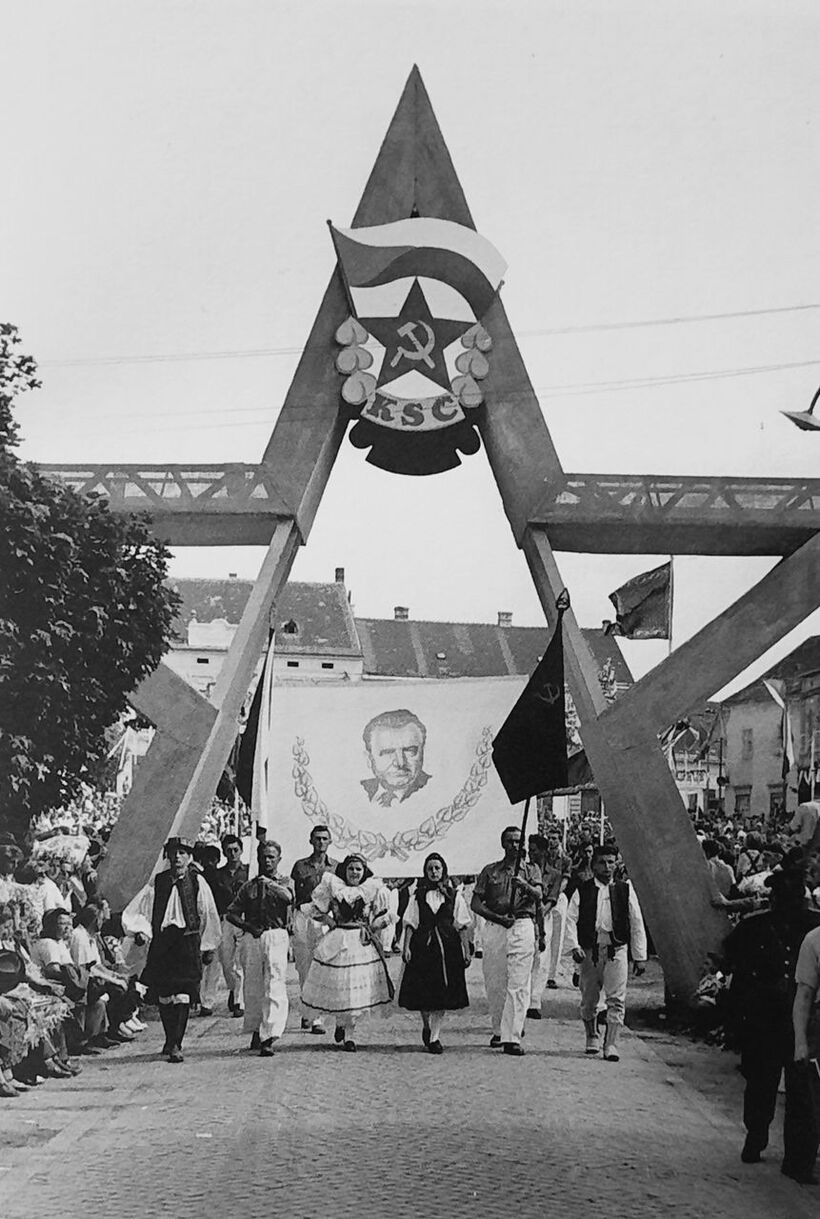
[258,676,528,877]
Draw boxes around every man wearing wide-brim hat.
[122,838,220,1064]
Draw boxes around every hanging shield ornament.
[329,218,505,475]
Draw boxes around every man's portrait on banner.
[361,708,431,807]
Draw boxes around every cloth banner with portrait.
[256,676,530,877]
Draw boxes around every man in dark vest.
[724,863,820,1182]
[122,837,221,1064]
[565,842,647,1061]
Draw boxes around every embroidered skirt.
[302,927,393,1015]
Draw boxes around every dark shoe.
[77,1044,102,1057]
[502,1042,525,1057]
[781,1166,818,1185]
[422,1026,431,1046]
[232,1006,244,1018]
[55,1059,82,1076]
[526,1008,542,1020]
[250,1032,261,1051]
[43,1060,72,1079]
[334,1026,346,1044]
[198,1007,213,1018]
[301,1018,311,1030]
[167,1047,184,1064]
[343,1040,356,1052]
[489,1035,502,1048]
[259,1039,276,1057]
[428,1040,443,1055]
[741,1137,763,1164]
[546,979,558,989]
[92,1035,121,1049]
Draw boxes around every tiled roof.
[167,578,633,682]
[722,635,820,706]
[168,578,360,656]
[356,618,632,684]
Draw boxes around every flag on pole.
[235,633,275,828]
[329,218,507,320]
[604,561,672,640]
[762,678,795,780]
[492,614,568,804]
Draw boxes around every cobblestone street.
[0,963,815,1219]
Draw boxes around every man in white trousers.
[471,827,544,1057]
[564,843,647,1062]
[525,833,563,1019]
[290,826,339,1034]
[225,841,294,1057]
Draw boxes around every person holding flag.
[471,827,543,1057]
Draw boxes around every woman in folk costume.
[122,838,220,1064]
[301,854,395,1052]
[398,853,471,1054]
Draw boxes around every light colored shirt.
[791,802,820,846]
[795,926,820,1057]
[564,879,648,961]
[121,870,222,953]
[31,936,73,971]
[70,924,100,968]
[403,887,471,931]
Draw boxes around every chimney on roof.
[228,572,237,579]
[497,611,513,628]
[335,567,345,583]
[394,606,409,621]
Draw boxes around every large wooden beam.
[97,665,217,910]
[603,532,820,742]
[524,528,729,1003]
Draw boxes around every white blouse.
[403,886,471,932]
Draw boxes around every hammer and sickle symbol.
[390,320,436,369]
[534,682,562,706]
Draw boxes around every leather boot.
[603,1022,621,1061]
[583,1019,600,1054]
[168,1003,189,1062]
[159,1005,175,1057]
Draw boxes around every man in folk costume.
[564,842,647,1062]
[471,826,544,1057]
[122,837,220,1064]
[225,840,294,1057]
[290,825,339,1035]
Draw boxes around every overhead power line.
[37,300,820,368]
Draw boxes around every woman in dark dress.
[398,853,472,1054]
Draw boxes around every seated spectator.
[0,902,78,1094]
[32,908,112,1053]
[71,903,137,1042]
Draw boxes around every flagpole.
[510,796,532,912]
[327,220,357,316]
[667,555,674,657]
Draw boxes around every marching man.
[225,840,294,1057]
[564,842,647,1062]
[471,826,544,1057]
[290,826,338,1034]
[122,837,221,1064]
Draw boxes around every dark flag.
[604,561,672,640]
[492,614,568,804]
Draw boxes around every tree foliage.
[0,324,179,841]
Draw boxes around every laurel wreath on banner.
[291,728,495,862]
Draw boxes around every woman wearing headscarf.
[398,853,471,1054]
[301,854,394,1052]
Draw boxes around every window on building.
[321,662,334,670]
[741,728,753,759]
[734,788,751,817]
[196,657,209,665]
[286,660,299,669]
[281,620,299,635]
[768,787,784,820]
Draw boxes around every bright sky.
[3,2,818,698]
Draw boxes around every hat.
[0,948,25,996]
[164,836,196,857]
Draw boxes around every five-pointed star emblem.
[360,279,472,392]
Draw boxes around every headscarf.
[336,854,373,884]
[416,852,454,901]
